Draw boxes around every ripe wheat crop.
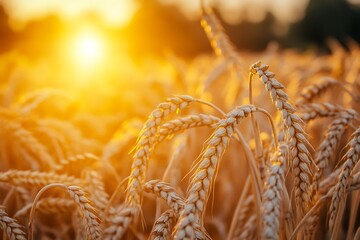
[1,5,360,240]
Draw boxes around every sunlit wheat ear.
[83,170,109,214]
[295,77,343,106]
[17,88,71,115]
[118,95,195,238]
[28,184,102,240]
[262,145,286,240]
[237,214,257,240]
[0,207,26,240]
[299,103,346,123]
[127,95,194,205]
[0,170,83,188]
[144,180,185,214]
[314,109,358,190]
[156,114,220,143]
[103,205,137,240]
[143,181,208,240]
[200,7,238,60]
[174,104,256,240]
[54,153,99,174]
[149,209,176,240]
[231,195,254,240]
[5,121,55,169]
[250,61,314,215]
[328,127,360,237]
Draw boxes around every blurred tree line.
[0,0,359,58]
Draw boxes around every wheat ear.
[200,7,237,60]
[314,109,358,189]
[149,209,176,240]
[0,207,26,240]
[54,153,99,173]
[328,127,360,237]
[295,77,343,105]
[156,114,220,143]
[250,61,314,215]
[262,145,286,240]
[174,105,257,239]
[299,103,346,123]
[0,170,83,188]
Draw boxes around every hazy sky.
[0,0,310,29]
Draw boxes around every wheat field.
[1,6,360,240]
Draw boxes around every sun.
[72,30,106,68]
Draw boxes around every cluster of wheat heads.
[1,6,360,240]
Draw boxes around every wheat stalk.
[14,198,75,218]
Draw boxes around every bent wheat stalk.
[28,183,101,240]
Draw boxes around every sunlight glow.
[72,31,105,68]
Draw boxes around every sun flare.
[72,31,105,68]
